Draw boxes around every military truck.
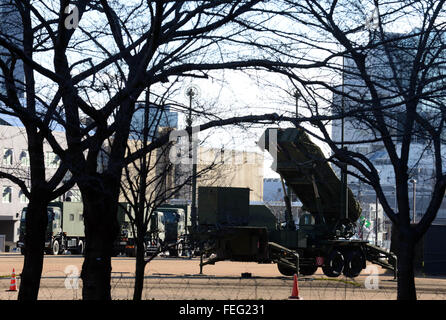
[195,186,272,265]
[144,210,166,256]
[198,128,396,278]
[113,203,137,256]
[154,205,190,256]
[18,202,85,255]
[114,203,191,257]
[18,201,135,256]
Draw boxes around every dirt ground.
[1,253,446,300]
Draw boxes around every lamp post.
[185,85,200,234]
[375,170,381,246]
[375,193,379,246]
[409,179,417,224]
[294,89,301,118]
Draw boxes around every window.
[19,150,29,167]
[3,148,13,166]
[19,190,29,204]
[69,214,75,221]
[2,186,12,203]
[45,152,60,168]
[65,190,81,202]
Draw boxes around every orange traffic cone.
[289,274,302,300]
[7,268,17,292]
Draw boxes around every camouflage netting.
[263,128,362,224]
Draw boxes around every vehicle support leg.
[295,253,299,275]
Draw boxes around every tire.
[277,263,296,276]
[299,264,318,276]
[77,240,85,256]
[143,242,148,257]
[343,249,365,278]
[52,240,60,255]
[177,243,184,257]
[322,250,344,277]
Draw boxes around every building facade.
[0,124,81,250]
[130,104,179,140]
[331,31,446,247]
[175,147,265,203]
[0,1,23,99]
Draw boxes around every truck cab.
[155,207,187,256]
[144,211,166,255]
[17,202,85,255]
[17,206,63,255]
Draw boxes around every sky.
[1,1,423,180]
[172,70,334,179]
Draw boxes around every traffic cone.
[7,268,17,292]
[289,274,302,300]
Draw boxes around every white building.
[0,123,81,250]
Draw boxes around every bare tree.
[0,1,76,300]
[279,0,446,300]
[1,0,400,301]
[118,87,224,300]
[35,1,327,300]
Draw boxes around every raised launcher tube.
[259,128,362,238]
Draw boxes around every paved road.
[1,253,446,300]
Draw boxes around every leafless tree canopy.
[1,0,445,301]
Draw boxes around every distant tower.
[129,103,178,140]
[0,1,24,98]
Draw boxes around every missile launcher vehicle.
[197,128,396,278]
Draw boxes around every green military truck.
[154,205,190,257]
[114,204,190,257]
[195,186,271,264]
[144,210,166,255]
[18,202,85,255]
[18,201,134,256]
[198,128,396,278]
[113,203,137,256]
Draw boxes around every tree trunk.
[133,235,147,301]
[80,187,119,300]
[396,226,417,300]
[81,234,113,300]
[18,200,48,301]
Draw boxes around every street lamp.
[375,170,381,246]
[293,89,301,118]
[185,85,200,233]
[409,178,417,224]
[375,193,379,246]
